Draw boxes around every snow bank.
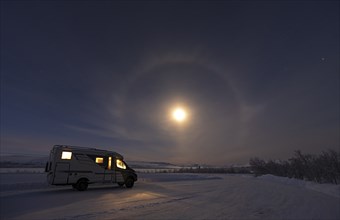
[257,174,340,198]
[1,173,339,220]
[0,173,222,193]
[138,173,223,182]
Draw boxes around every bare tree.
[249,149,340,184]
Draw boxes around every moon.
[172,107,187,122]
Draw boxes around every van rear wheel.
[125,178,134,188]
[76,179,88,191]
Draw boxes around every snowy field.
[0,172,339,220]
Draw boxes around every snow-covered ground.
[0,173,339,220]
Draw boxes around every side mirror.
[45,162,49,172]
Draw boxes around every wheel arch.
[77,177,89,183]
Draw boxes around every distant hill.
[0,154,250,170]
[0,155,48,168]
[124,161,182,169]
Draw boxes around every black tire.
[76,179,88,191]
[125,178,134,188]
[117,182,125,187]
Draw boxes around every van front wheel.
[76,179,88,191]
[125,178,134,188]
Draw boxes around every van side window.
[61,151,72,160]
[95,157,104,164]
[88,155,107,168]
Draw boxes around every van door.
[53,162,70,184]
[115,159,125,183]
[104,156,115,182]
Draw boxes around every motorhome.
[45,145,137,191]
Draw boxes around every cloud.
[61,49,272,164]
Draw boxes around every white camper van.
[45,145,137,191]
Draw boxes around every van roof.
[53,145,124,159]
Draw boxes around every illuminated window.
[96,157,104,164]
[61,151,72,160]
[116,159,126,169]
[108,157,112,170]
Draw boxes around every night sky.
[1,1,339,165]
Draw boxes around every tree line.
[249,149,340,184]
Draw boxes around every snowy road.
[0,173,339,220]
